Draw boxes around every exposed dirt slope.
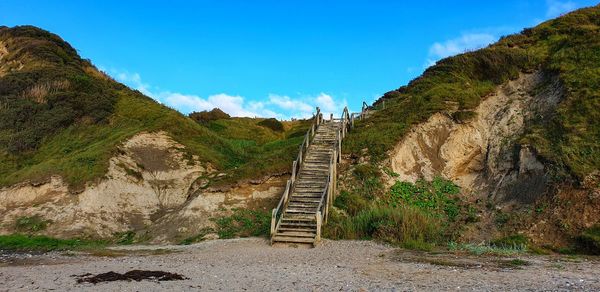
[0,131,284,242]
[389,72,560,203]
[385,72,599,246]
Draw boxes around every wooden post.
[283,180,290,202]
[324,184,329,224]
[330,113,333,121]
[316,212,322,242]
[333,159,337,199]
[316,107,321,125]
[338,131,342,163]
[271,208,277,236]
[291,160,297,184]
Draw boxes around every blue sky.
[1,0,597,118]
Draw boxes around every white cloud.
[315,93,338,113]
[546,0,577,18]
[161,92,260,117]
[426,33,497,67]
[105,68,348,119]
[268,94,313,113]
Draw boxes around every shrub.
[189,108,231,123]
[257,118,284,132]
[576,225,600,255]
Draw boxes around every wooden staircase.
[270,105,369,246]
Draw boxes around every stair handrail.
[271,107,322,237]
[316,148,335,236]
[271,102,366,242]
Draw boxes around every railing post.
[330,113,333,121]
[316,107,321,125]
[338,131,342,163]
[316,212,322,242]
[291,160,297,184]
[271,208,277,236]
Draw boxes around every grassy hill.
[0,25,309,188]
[346,4,600,183]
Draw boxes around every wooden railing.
[270,107,323,236]
[270,103,370,241]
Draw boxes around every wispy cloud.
[426,33,497,67]
[546,0,577,18]
[103,68,346,119]
[268,94,313,113]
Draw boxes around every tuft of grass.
[491,234,529,250]
[14,216,50,233]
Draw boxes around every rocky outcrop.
[0,131,284,241]
[388,72,562,203]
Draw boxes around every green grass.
[0,234,107,251]
[212,208,271,239]
[345,5,600,182]
[325,205,443,251]
[389,177,461,221]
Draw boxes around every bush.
[189,108,231,123]
[257,118,284,132]
[576,225,600,255]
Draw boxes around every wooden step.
[272,236,315,244]
[289,198,322,203]
[277,227,316,232]
[285,210,317,215]
[282,215,316,221]
[279,222,316,228]
[275,231,316,238]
